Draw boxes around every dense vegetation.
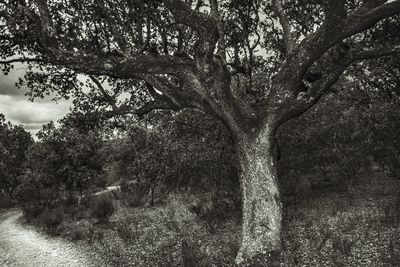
[0,114,33,209]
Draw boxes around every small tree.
[21,117,106,209]
[0,114,33,198]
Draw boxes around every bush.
[0,193,13,209]
[22,204,45,223]
[69,225,85,241]
[38,207,64,232]
[91,196,115,223]
[181,240,211,266]
[116,221,136,242]
[120,179,147,207]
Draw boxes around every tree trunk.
[235,124,282,264]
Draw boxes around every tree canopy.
[0,0,399,131]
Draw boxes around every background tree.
[103,109,238,206]
[18,117,106,211]
[0,114,33,198]
[1,0,400,262]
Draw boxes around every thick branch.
[210,0,226,61]
[140,75,197,109]
[308,44,400,102]
[164,0,217,37]
[136,95,182,117]
[281,44,400,126]
[287,0,400,82]
[351,45,400,60]
[34,0,54,37]
[2,51,195,78]
[164,0,219,74]
[273,0,294,54]
[96,0,129,55]
[145,83,161,99]
[324,0,346,37]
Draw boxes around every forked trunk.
[234,125,282,264]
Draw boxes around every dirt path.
[0,210,102,267]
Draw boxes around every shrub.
[120,179,147,207]
[69,225,85,241]
[91,196,115,223]
[22,204,45,223]
[116,221,135,242]
[181,240,210,266]
[0,193,13,209]
[38,207,64,232]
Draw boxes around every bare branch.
[89,75,118,110]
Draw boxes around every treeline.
[0,109,241,227]
[0,114,33,208]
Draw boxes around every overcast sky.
[0,64,72,138]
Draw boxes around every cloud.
[0,66,30,97]
[0,68,72,137]
[0,95,72,133]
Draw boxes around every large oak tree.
[1,0,400,263]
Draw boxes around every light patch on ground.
[0,210,100,267]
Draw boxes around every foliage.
[278,75,400,194]
[91,196,115,223]
[16,113,107,216]
[38,206,65,233]
[0,114,33,197]
[119,178,147,207]
[0,193,13,209]
[104,109,239,206]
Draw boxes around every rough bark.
[234,122,282,264]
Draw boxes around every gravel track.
[0,210,100,267]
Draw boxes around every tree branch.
[324,0,346,37]
[135,94,182,117]
[351,45,400,61]
[89,75,118,110]
[95,0,129,55]
[281,43,400,126]
[164,0,219,74]
[0,57,41,64]
[272,0,294,54]
[287,0,400,82]
[210,0,226,61]
[17,51,194,78]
